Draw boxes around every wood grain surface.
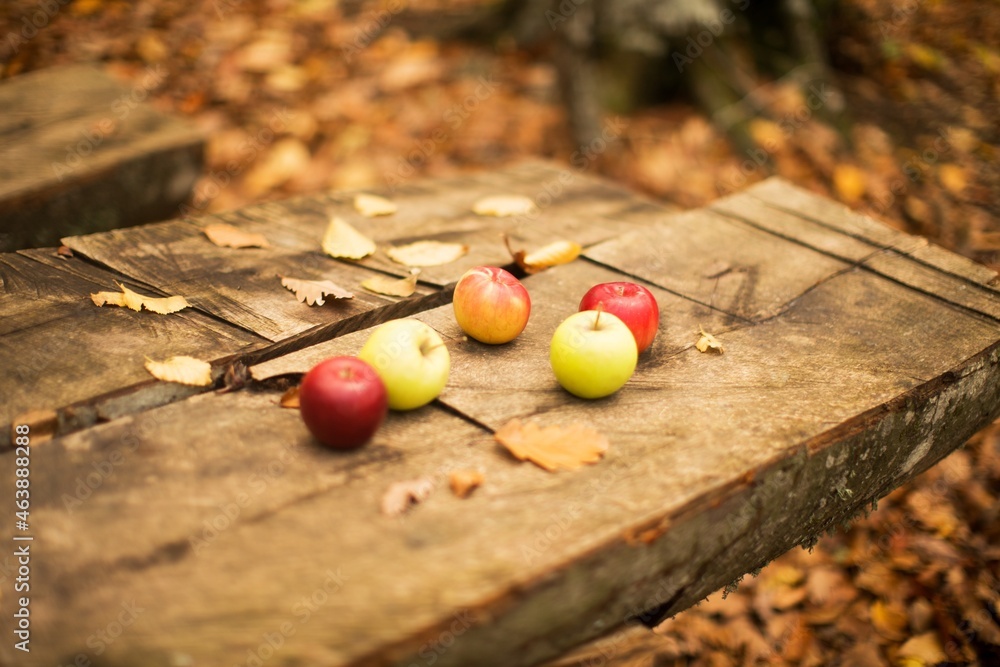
[0,65,203,251]
[2,169,1000,667]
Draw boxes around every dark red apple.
[298,356,388,449]
[579,282,660,353]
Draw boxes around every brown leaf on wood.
[322,216,376,260]
[91,282,190,314]
[280,276,354,306]
[380,478,434,516]
[696,326,724,353]
[503,235,581,274]
[56,245,74,259]
[472,194,537,217]
[354,193,397,217]
[279,386,300,409]
[449,470,484,498]
[361,270,419,297]
[386,240,468,267]
[203,222,271,249]
[495,419,609,472]
[144,356,213,386]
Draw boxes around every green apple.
[358,319,450,410]
[550,309,637,399]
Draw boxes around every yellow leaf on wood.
[505,235,581,274]
[280,276,354,306]
[144,356,213,386]
[354,193,397,217]
[279,386,300,409]
[696,327,725,353]
[449,470,484,498]
[203,223,271,248]
[495,419,609,472]
[361,271,419,297]
[386,241,468,267]
[91,282,189,314]
[322,217,376,260]
[472,194,537,217]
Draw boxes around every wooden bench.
[0,64,203,252]
[3,162,1000,666]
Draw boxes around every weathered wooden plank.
[180,161,670,288]
[0,65,203,251]
[710,188,1000,322]
[743,177,1000,289]
[582,208,850,322]
[0,250,265,444]
[62,217,440,342]
[7,252,1000,667]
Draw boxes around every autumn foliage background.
[2,0,999,664]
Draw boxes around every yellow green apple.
[550,309,637,399]
[358,319,450,410]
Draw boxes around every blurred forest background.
[2,0,998,665]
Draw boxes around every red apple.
[452,266,531,344]
[298,356,388,449]
[579,282,659,353]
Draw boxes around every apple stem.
[594,303,603,330]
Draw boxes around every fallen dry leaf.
[495,418,609,472]
[203,222,271,249]
[91,282,190,314]
[696,326,724,353]
[279,386,300,408]
[56,245,73,259]
[381,478,434,516]
[322,216,376,260]
[870,599,909,641]
[472,194,537,217]
[361,270,419,297]
[897,632,948,666]
[386,240,468,267]
[144,356,213,386]
[280,276,354,306]
[354,193,397,217]
[449,470,484,498]
[504,235,581,274]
